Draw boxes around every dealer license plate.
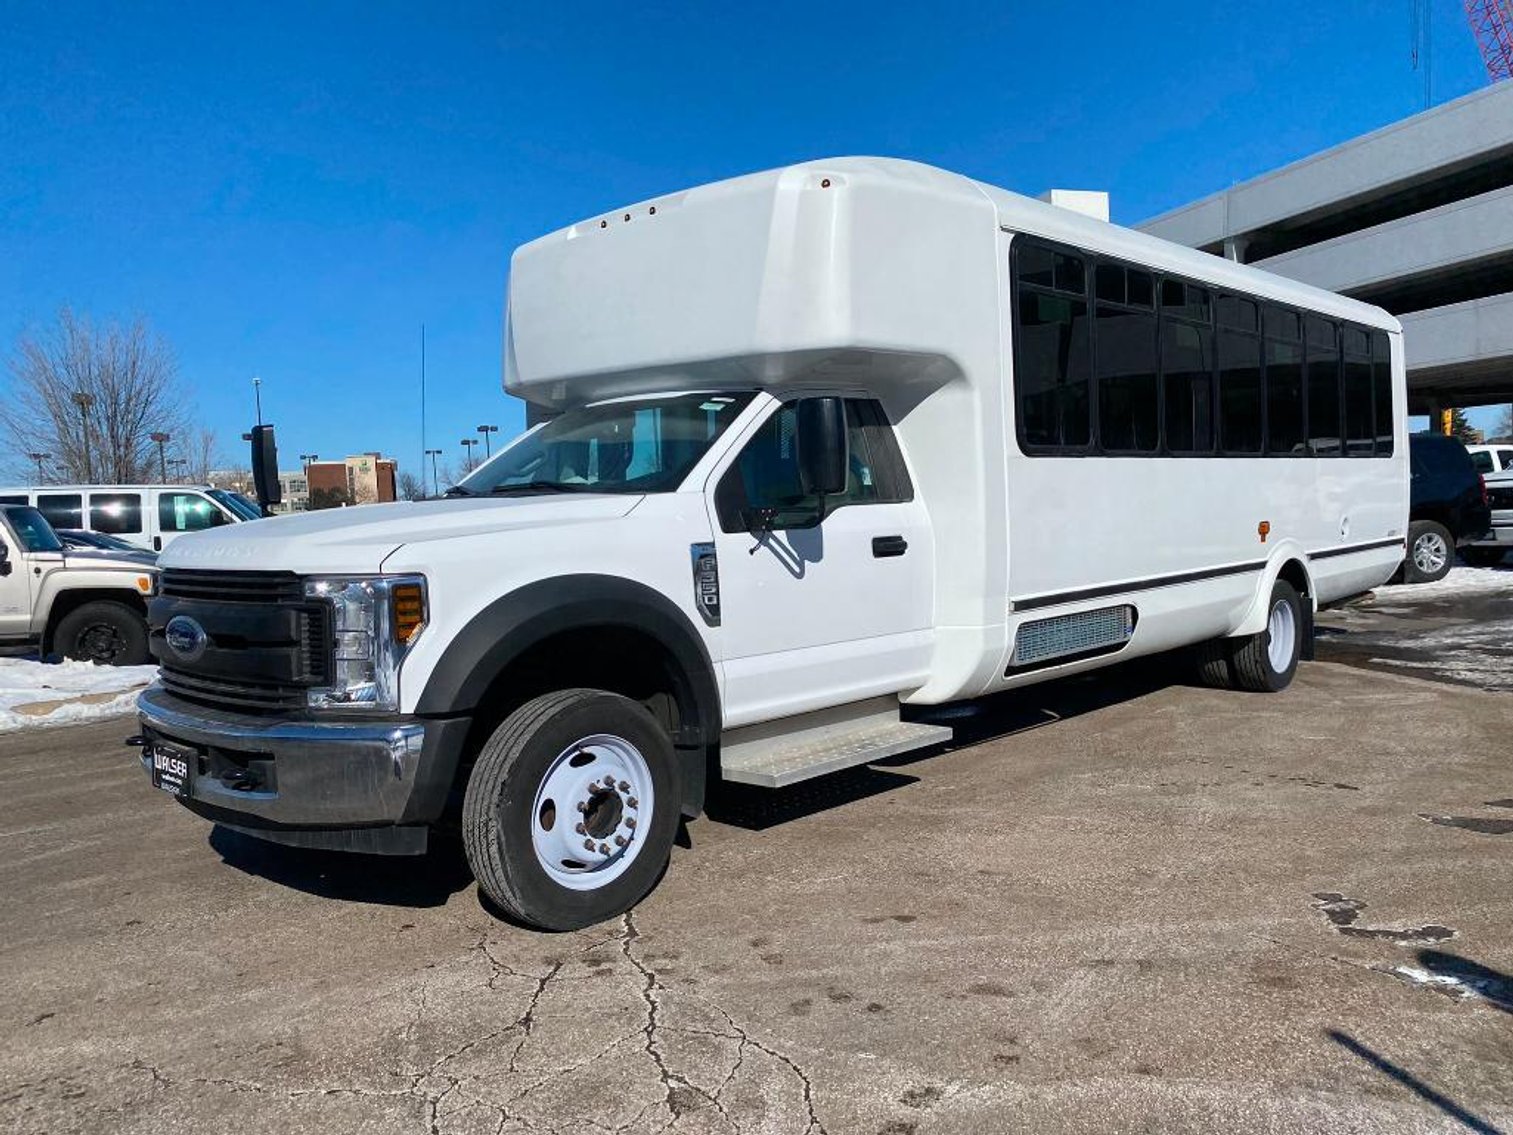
[150,740,195,797]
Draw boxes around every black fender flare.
[415,574,721,814]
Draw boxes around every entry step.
[720,706,952,789]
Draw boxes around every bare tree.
[398,471,428,501]
[1495,404,1513,442]
[2,309,195,484]
[178,428,220,484]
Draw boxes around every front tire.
[53,601,150,666]
[1404,520,1454,583]
[461,689,681,931]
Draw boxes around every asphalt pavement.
[1,649,1511,1133]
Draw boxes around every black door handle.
[872,535,908,558]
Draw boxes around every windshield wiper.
[488,481,599,495]
[441,485,476,497]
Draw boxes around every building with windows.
[272,471,310,513]
[305,454,398,507]
[1138,81,1513,420]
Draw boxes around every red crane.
[1465,0,1513,81]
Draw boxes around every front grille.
[1488,487,1513,511]
[153,569,329,715]
[160,569,303,603]
[158,668,309,712]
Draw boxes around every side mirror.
[0,542,10,577]
[795,397,848,498]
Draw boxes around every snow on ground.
[1377,564,1513,601]
[0,656,158,735]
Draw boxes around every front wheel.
[461,689,681,931]
[53,601,150,666]
[1403,520,1454,584]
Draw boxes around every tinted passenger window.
[1162,320,1213,452]
[1265,339,1304,454]
[90,493,142,534]
[1305,317,1341,455]
[1095,295,1158,452]
[0,495,26,506]
[159,492,224,532]
[1218,327,1263,453]
[1471,451,1495,473]
[1371,331,1394,455]
[37,493,82,530]
[1016,288,1091,448]
[716,399,911,532]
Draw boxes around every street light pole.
[425,448,443,495]
[460,437,479,472]
[26,452,50,483]
[476,423,499,457]
[150,432,171,482]
[71,391,95,481]
[253,376,264,426]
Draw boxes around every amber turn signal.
[392,583,426,644]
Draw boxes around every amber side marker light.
[135,576,153,594]
[1258,520,1271,543]
[392,584,426,644]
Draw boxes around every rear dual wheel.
[1195,579,1305,693]
[461,689,681,931]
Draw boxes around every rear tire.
[1403,520,1454,584]
[461,689,681,931]
[1229,579,1304,693]
[1193,638,1234,689]
[1460,546,1506,568]
[53,601,150,666]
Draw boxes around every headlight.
[303,575,427,712]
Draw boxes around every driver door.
[707,396,934,728]
[0,517,33,639]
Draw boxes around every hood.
[62,548,158,569]
[159,494,644,575]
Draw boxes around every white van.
[0,485,260,552]
[136,158,1407,931]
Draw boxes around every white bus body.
[138,158,1406,930]
[0,484,255,552]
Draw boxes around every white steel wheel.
[1229,578,1305,693]
[530,734,655,891]
[462,689,682,931]
[1265,598,1297,675]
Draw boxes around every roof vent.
[1039,189,1110,223]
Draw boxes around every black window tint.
[1018,243,1055,288]
[1218,327,1263,453]
[1161,278,1184,310]
[1017,288,1091,448]
[1054,251,1086,295]
[1162,320,1213,452]
[1343,343,1374,457]
[1096,305,1159,451]
[1305,317,1341,455]
[1371,331,1394,455]
[90,493,142,534]
[846,400,913,502]
[1095,263,1124,305]
[0,495,26,506]
[37,493,82,529]
[1264,306,1301,342]
[1266,340,1304,454]
[1217,295,1257,332]
[1471,450,1495,473]
[1343,326,1369,356]
[1127,270,1153,308]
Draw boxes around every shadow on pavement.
[1326,1029,1504,1135]
[209,825,474,908]
[1415,949,1513,1014]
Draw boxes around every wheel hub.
[530,734,653,890]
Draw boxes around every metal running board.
[719,697,952,788]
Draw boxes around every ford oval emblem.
[164,615,208,663]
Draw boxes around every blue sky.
[0,2,1496,478]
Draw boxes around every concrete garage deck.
[1,646,1511,1133]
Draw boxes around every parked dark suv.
[1403,433,1491,583]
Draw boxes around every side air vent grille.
[1010,605,1136,670]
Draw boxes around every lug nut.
[618,781,630,792]
[599,842,610,855]
[575,823,586,835]
[614,835,627,847]
[576,801,588,813]
[626,797,638,809]
[583,839,595,851]
[603,775,616,787]
[626,818,636,830]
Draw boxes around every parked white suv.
[0,505,158,665]
[1466,444,1513,476]
[0,484,258,553]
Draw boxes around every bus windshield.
[208,489,263,521]
[453,392,754,497]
